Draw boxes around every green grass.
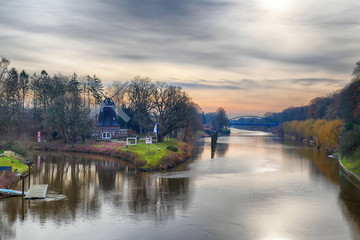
[121,138,185,168]
[0,151,28,173]
[91,144,105,148]
[341,155,360,176]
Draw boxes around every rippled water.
[1,128,360,240]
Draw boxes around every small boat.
[0,188,27,196]
[328,154,338,159]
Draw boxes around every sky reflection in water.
[1,129,360,239]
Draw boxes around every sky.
[1,0,360,116]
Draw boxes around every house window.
[102,132,111,139]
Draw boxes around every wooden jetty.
[24,184,48,199]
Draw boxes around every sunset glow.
[0,0,356,115]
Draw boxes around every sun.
[259,0,292,12]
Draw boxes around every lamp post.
[25,159,33,189]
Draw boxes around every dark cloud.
[263,78,347,89]
[168,78,260,90]
[291,78,346,86]
[172,77,345,91]
[0,0,358,85]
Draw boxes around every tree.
[19,70,29,139]
[107,81,127,106]
[19,70,29,113]
[214,107,229,130]
[307,96,334,119]
[126,76,155,134]
[352,60,360,80]
[153,84,197,142]
[46,74,92,144]
[3,68,20,109]
[87,75,104,104]
[0,57,10,82]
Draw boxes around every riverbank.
[338,156,360,190]
[340,156,360,177]
[0,151,28,189]
[32,138,194,171]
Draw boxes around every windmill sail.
[89,80,131,128]
[110,82,128,99]
[115,106,131,123]
[90,101,106,120]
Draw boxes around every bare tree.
[153,83,198,142]
[0,57,10,82]
[215,107,229,130]
[126,76,155,134]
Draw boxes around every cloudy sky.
[1,0,360,115]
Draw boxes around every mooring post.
[211,131,218,159]
[21,175,25,197]
[25,159,33,190]
[28,169,30,189]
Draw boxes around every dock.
[24,184,48,199]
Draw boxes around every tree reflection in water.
[283,140,360,238]
[0,152,191,237]
[339,174,360,238]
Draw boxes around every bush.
[51,131,58,140]
[220,128,231,135]
[340,127,360,157]
[167,146,178,152]
[6,141,29,156]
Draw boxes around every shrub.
[167,146,178,152]
[6,141,29,156]
[220,128,231,135]
[340,127,360,157]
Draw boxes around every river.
[1,128,360,240]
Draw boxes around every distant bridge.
[229,116,280,126]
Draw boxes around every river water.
[1,128,360,240]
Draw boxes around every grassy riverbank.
[120,139,188,170]
[0,151,28,189]
[0,151,28,173]
[340,156,360,176]
[33,138,193,171]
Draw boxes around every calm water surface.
[2,128,360,240]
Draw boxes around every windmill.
[90,82,131,139]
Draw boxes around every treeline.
[283,119,344,153]
[265,64,360,124]
[0,57,93,144]
[265,61,360,156]
[201,107,230,135]
[0,57,203,145]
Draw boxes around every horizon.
[1,0,359,115]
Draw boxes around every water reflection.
[339,176,360,238]
[283,140,340,185]
[0,152,191,238]
[4,130,360,239]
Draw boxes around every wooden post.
[21,176,25,197]
[25,159,32,190]
[28,167,31,189]
[211,131,218,159]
